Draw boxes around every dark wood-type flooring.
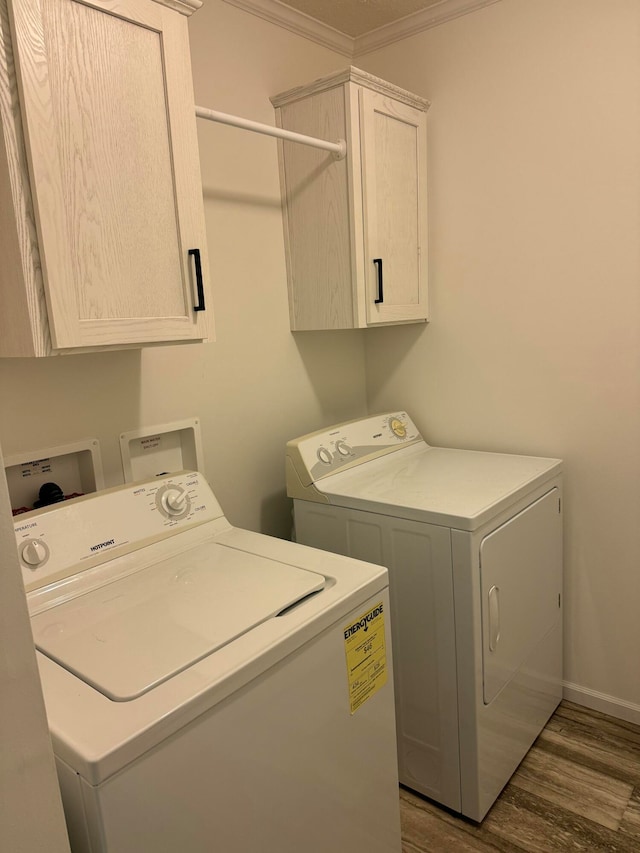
[400,701,640,852]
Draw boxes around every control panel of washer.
[13,471,222,591]
[286,412,423,490]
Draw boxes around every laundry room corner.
[3,0,640,848]
[360,0,640,721]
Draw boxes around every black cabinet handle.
[373,258,384,304]
[189,248,206,312]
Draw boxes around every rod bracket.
[333,139,347,161]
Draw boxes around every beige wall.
[0,440,70,852]
[0,0,367,538]
[362,0,640,715]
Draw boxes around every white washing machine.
[14,471,402,852]
[286,412,563,821]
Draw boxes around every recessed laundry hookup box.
[119,417,204,482]
[5,439,104,515]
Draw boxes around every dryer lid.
[31,542,325,701]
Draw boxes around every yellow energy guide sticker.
[343,601,388,714]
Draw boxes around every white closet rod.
[195,105,347,160]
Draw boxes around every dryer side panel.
[294,499,461,812]
[384,516,460,811]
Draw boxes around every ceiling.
[224,0,500,57]
[275,0,449,38]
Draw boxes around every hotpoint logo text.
[90,539,115,552]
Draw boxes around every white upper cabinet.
[0,0,212,356]
[271,67,429,331]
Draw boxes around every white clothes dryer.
[15,471,401,852]
[286,412,563,821]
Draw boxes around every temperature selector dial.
[155,485,191,519]
[316,447,333,465]
[388,417,408,439]
[335,440,352,456]
[20,538,50,569]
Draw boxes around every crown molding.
[222,0,354,57]
[353,0,502,57]
[153,0,202,15]
[222,0,501,58]
[271,66,429,111]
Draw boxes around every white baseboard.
[563,681,640,726]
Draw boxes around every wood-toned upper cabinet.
[0,0,212,356]
[271,67,429,331]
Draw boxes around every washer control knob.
[164,490,186,514]
[20,538,49,567]
[335,441,351,456]
[317,447,333,465]
[156,486,191,519]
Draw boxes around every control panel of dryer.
[286,412,423,500]
[14,471,223,592]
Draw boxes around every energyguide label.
[343,602,387,714]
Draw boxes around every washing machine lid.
[31,541,325,701]
[315,444,562,530]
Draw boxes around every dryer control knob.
[335,441,352,456]
[21,538,49,567]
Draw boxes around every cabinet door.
[359,88,428,326]
[9,0,211,349]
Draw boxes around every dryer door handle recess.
[488,585,500,651]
